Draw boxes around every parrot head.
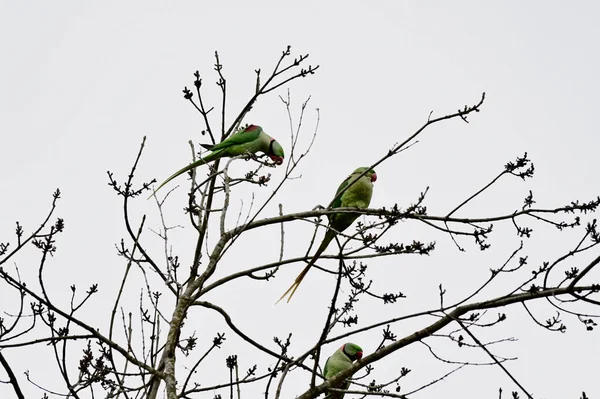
[342,343,363,361]
[268,139,285,165]
[352,167,377,183]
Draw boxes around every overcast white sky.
[1,2,599,398]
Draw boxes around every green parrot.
[152,125,284,196]
[323,343,363,399]
[278,167,377,303]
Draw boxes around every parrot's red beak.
[270,155,284,165]
[371,173,377,182]
[356,351,363,360]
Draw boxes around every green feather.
[209,125,262,151]
[149,152,219,196]
[278,167,376,303]
[150,125,284,198]
[323,343,363,399]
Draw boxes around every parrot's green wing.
[331,175,352,210]
[208,125,262,151]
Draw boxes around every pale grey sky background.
[1,1,599,398]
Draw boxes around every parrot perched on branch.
[323,343,363,399]
[278,167,377,303]
[152,125,284,196]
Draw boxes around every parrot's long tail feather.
[276,263,312,303]
[276,230,336,303]
[147,153,216,199]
